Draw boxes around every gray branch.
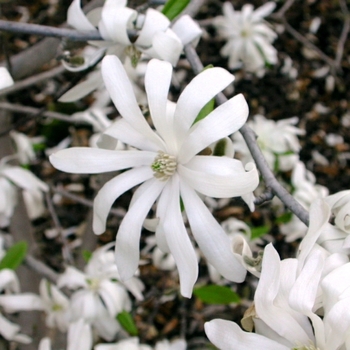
[0,20,102,41]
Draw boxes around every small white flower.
[57,245,142,341]
[214,2,278,75]
[232,115,305,171]
[50,56,259,297]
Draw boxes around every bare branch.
[0,65,65,98]
[24,254,59,284]
[0,20,102,41]
[335,0,350,69]
[0,102,87,124]
[184,44,310,226]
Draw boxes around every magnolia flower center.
[86,278,100,292]
[124,45,142,68]
[151,151,177,181]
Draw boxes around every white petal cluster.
[50,56,259,297]
[57,245,144,341]
[0,158,48,227]
[206,195,350,349]
[0,266,43,344]
[65,0,201,70]
[214,2,278,75]
[232,115,305,171]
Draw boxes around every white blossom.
[50,56,259,297]
[232,115,304,171]
[214,2,278,75]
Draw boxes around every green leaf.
[0,241,28,270]
[82,250,92,263]
[161,0,190,20]
[193,285,240,305]
[213,138,227,157]
[116,311,138,336]
[250,225,270,240]
[275,212,293,224]
[193,98,215,125]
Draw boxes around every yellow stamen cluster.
[151,151,177,181]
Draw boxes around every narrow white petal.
[101,55,165,149]
[178,157,259,198]
[93,166,153,234]
[99,118,160,152]
[0,313,27,342]
[205,319,289,350]
[50,148,155,174]
[178,94,249,163]
[2,166,48,192]
[145,59,175,147]
[0,68,14,90]
[173,67,235,142]
[251,2,276,21]
[135,9,170,47]
[100,4,135,44]
[0,294,44,313]
[163,176,198,297]
[67,0,96,31]
[39,337,51,350]
[57,266,88,289]
[172,15,202,46]
[149,30,183,67]
[180,180,246,282]
[255,244,313,345]
[67,319,92,350]
[115,178,166,280]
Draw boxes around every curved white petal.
[50,148,155,174]
[39,337,51,350]
[58,71,102,102]
[178,158,259,198]
[145,59,178,153]
[179,94,248,162]
[251,2,276,21]
[1,166,48,192]
[101,55,165,149]
[0,269,19,293]
[147,30,183,67]
[0,313,31,343]
[67,0,96,31]
[135,9,170,47]
[67,319,92,350]
[99,118,160,152]
[57,266,88,289]
[100,4,135,44]
[163,175,198,298]
[255,244,313,345]
[173,67,235,143]
[172,15,202,46]
[115,178,166,280]
[93,166,153,234]
[180,179,246,283]
[205,319,289,350]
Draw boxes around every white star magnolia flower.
[206,201,350,350]
[50,55,259,297]
[66,0,201,70]
[214,2,278,75]
[232,115,305,171]
[57,245,143,340]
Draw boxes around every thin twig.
[254,188,274,206]
[0,20,102,41]
[45,192,74,264]
[0,102,87,124]
[0,65,65,98]
[24,254,59,284]
[335,0,350,69]
[274,0,296,18]
[52,187,125,218]
[278,19,336,69]
[184,44,310,226]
